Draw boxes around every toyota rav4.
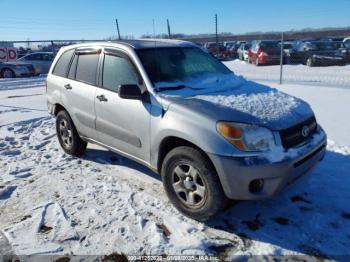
[46,39,327,221]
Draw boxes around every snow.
[225,60,350,87]
[155,72,245,96]
[1,64,350,260]
[195,86,303,123]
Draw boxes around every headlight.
[217,122,275,152]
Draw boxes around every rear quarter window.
[75,53,100,85]
[52,49,74,77]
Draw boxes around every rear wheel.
[1,68,15,78]
[161,146,227,221]
[56,110,87,156]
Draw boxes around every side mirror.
[118,84,142,100]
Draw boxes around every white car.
[237,43,251,61]
[17,52,55,75]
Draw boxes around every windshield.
[137,47,231,84]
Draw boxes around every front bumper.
[209,128,327,200]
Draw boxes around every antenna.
[167,19,171,39]
[215,14,218,55]
[115,19,121,40]
[152,19,156,38]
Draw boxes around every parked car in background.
[237,42,251,61]
[248,40,280,65]
[223,41,235,49]
[204,42,227,60]
[0,61,35,78]
[336,42,350,64]
[17,52,55,74]
[281,41,294,53]
[286,41,345,66]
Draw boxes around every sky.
[0,0,349,41]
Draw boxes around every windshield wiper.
[155,85,204,92]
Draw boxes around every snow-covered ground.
[226,59,350,88]
[1,63,350,260]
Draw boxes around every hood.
[158,76,314,130]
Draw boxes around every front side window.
[137,47,231,84]
[52,49,74,77]
[26,53,41,60]
[75,53,99,85]
[102,53,139,92]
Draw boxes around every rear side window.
[52,49,74,77]
[102,53,139,92]
[75,53,99,85]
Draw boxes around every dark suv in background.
[286,41,345,66]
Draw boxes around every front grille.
[279,116,317,149]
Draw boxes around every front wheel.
[56,110,87,156]
[161,146,227,221]
[1,68,15,78]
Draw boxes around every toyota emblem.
[301,126,310,137]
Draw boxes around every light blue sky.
[0,0,349,41]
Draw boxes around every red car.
[248,40,281,65]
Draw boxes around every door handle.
[64,84,72,90]
[96,94,108,102]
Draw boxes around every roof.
[112,39,196,49]
[58,39,198,54]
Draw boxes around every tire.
[1,68,15,78]
[306,57,314,67]
[56,110,87,156]
[161,146,227,221]
[255,58,260,66]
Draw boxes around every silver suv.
[46,40,327,221]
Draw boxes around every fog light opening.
[249,179,264,193]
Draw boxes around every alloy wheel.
[172,164,207,207]
[59,118,73,148]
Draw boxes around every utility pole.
[167,19,171,39]
[115,19,121,40]
[215,14,218,56]
[279,32,284,84]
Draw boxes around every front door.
[95,49,151,163]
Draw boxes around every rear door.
[94,48,151,163]
[59,47,101,140]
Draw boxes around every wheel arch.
[157,136,217,176]
[0,67,15,78]
[53,103,67,116]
